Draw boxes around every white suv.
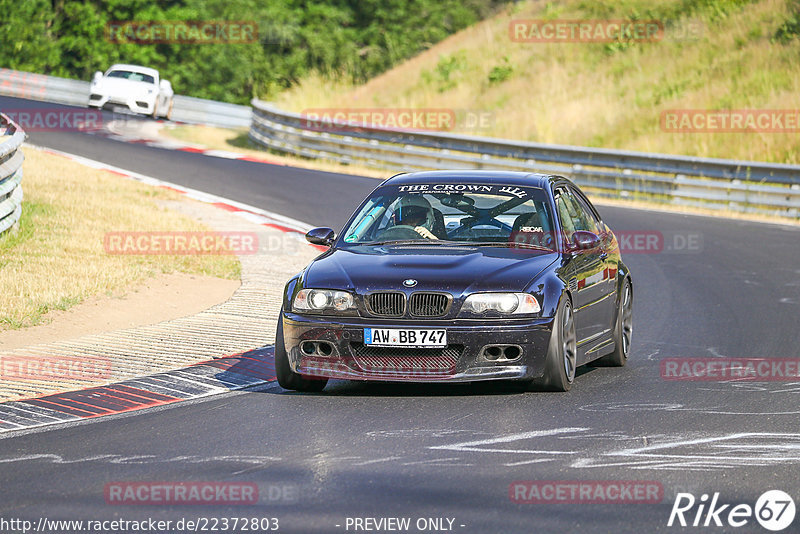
[89,64,174,119]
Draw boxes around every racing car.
[276,170,633,392]
[88,64,174,119]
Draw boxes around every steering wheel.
[449,217,512,238]
[376,225,427,241]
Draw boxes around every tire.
[275,312,328,392]
[594,278,632,367]
[528,296,577,392]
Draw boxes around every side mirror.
[305,227,335,247]
[571,230,600,251]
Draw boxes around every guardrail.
[0,113,26,237]
[171,94,250,129]
[0,68,250,128]
[2,67,797,218]
[250,99,800,218]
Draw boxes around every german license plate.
[364,328,447,347]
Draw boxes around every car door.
[554,187,611,350]
[569,186,617,337]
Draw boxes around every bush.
[0,0,506,104]
[487,58,513,85]
[774,1,800,43]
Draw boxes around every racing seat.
[511,211,553,248]
[430,208,448,239]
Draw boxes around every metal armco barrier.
[250,99,800,218]
[0,68,250,128]
[0,113,25,237]
[171,94,250,129]
[1,67,797,218]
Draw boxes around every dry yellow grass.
[0,147,240,330]
[276,0,800,164]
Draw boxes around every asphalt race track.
[1,95,799,533]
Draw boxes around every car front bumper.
[88,91,155,114]
[282,312,555,383]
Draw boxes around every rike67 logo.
[668,490,795,531]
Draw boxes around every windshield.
[341,183,556,249]
[106,70,155,84]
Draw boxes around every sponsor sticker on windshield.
[396,184,532,197]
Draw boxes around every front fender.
[283,276,300,310]
[528,271,568,318]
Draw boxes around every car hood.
[302,244,558,295]
[93,77,154,95]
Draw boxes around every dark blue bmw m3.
[276,170,633,392]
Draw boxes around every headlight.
[293,289,356,313]
[461,292,540,315]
